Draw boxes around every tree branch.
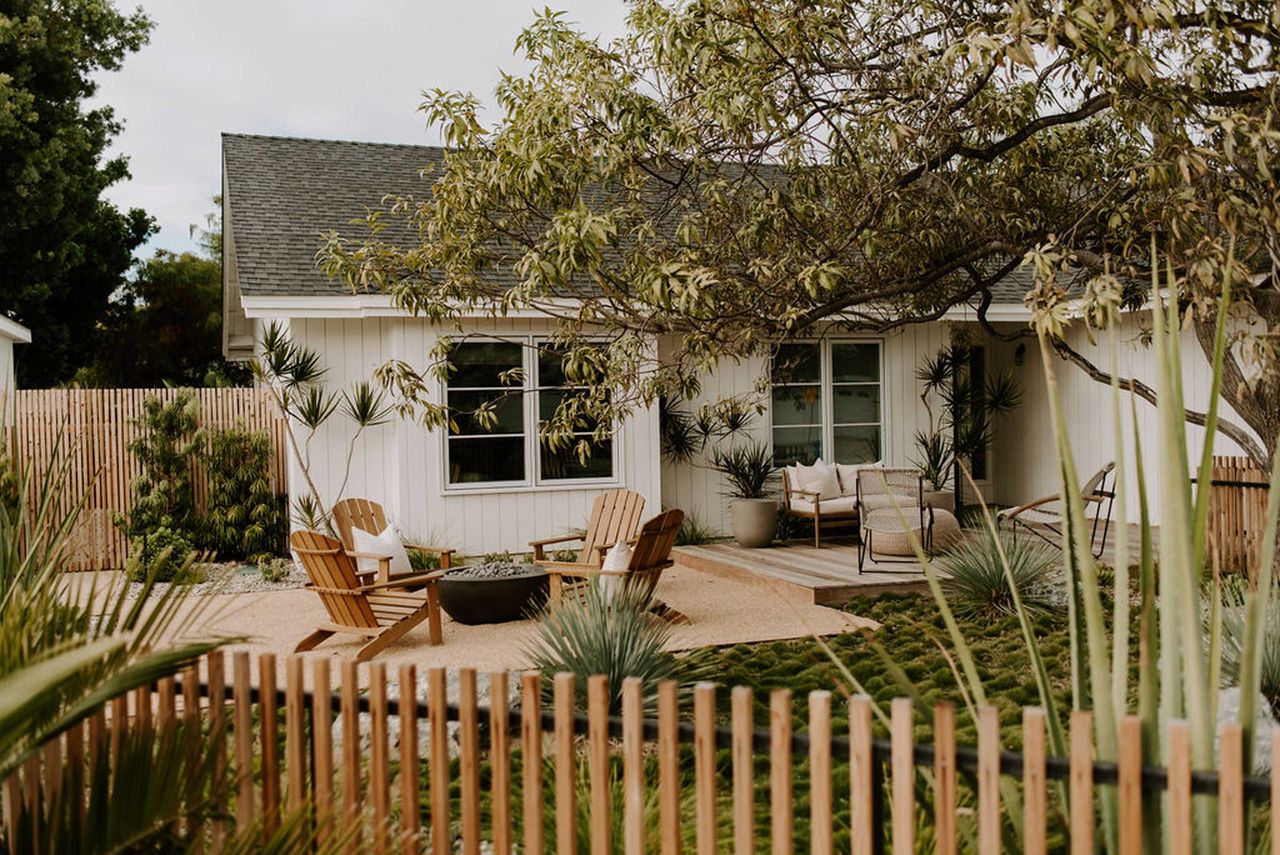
[1049,336,1268,467]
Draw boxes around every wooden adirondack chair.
[528,489,646,566]
[538,509,685,617]
[332,498,456,581]
[290,530,446,660]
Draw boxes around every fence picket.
[1070,710,1093,855]
[623,677,644,855]
[460,668,482,855]
[555,672,577,855]
[429,667,451,855]
[891,697,914,854]
[341,659,362,836]
[370,662,390,853]
[658,679,681,855]
[732,686,754,855]
[849,695,874,855]
[934,702,957,855]
[1168,721,1192,855]
[810,691,833,855]
[285,656,306,813]
[312,658,334,847]
[490,671,512,855]
[521,673,545,855]
[259,654,279,834]
[399,664,420,855]
[206,651,227,854]
[232,652,254,827]
[588,675,611,855]
[769,689,793,855]
[1022,707,1046,855]
[1219,723,1244,855]
[694,682,717,855]
[1118,715,1142,855]
[977,705,1000,855]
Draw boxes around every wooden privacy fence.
[5,653,1278,854]
[10,388,287,570]
[1201,455,1271,577]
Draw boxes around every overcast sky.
[91,1,630,255]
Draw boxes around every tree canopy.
[319,0,1280,466]
[0,0,155,387]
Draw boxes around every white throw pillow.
[599,540,632,602]
[794,459,840,500]
[350,523,413,579]
[835,461,884,496]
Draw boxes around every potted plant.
[912,344,1020,512]
[711,441,777,548]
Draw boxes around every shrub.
[937,526,1057,619]
[128,524,194,583]
[203,426,286,564]
[406,549,441,573]
[117,392,202,543]
[675,512,717,546]
[259,557,294,584]
[1219,577,1280,716]
[523,581,700,713]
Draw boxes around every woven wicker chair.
[855,467,932,573]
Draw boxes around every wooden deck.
[674,538,932,606]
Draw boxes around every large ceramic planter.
[924,490,955,513]
[732,498,778,548]
[437,565,549,625]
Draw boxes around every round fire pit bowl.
[437,562,549,625]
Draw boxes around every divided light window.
[536,348,614,482]
[770,341,882,467]
[444,340,616,488]
[445,342,526,485]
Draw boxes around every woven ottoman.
[858,507,962,570]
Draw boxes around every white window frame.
[767,338,887,465]
[440,336,623,494]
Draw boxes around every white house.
[221,133,1253,553]
[0,315,31,411]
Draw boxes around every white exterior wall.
[992,315,1258,523]
[659,322,952,535]
[285,317,662,555]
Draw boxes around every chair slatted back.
[580,489,646,564]
[332,498,391,554]
[624,509,684,600]
[290,530,378,629]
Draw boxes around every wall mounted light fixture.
[1014,343,1026,366]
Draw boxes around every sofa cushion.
[792,459,840,500]
[835,461,883,496]
[788,495,857,515]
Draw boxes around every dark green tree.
[0,0,155,386]
[202,426,286,564]
[78,249,249,387]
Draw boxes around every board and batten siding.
[658,323,952,536]
[284,317,661,556]
[990,314,1259,524]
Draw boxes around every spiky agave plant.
[523,580,702,713]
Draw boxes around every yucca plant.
[523,580,703,713]
[938,527,1058,619]
[711,441,775,500]
[254,321,394,533]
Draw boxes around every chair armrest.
[358,570,446,592]
[539,563,632,579]
[1001,494,1062,518]
[529,534,585,549]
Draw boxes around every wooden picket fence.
[5,653,1277,854]
[9,388,287,570]
[1202,455,1271,578]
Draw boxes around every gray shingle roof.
[223,133,445,297]
[222,133,1042,306]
